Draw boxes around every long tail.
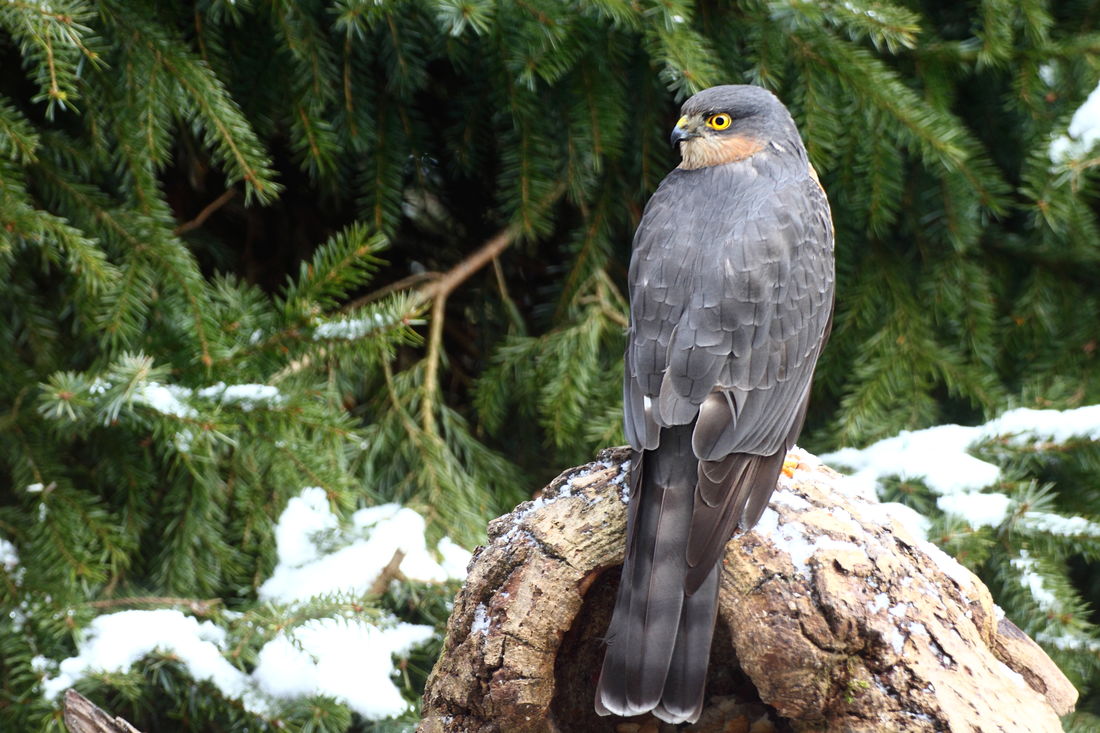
[595,425,721,724]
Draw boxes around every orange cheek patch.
[720,135,766,162]
[678,134,765,169]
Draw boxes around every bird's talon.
[781,455,799,478]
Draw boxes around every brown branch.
[369,549,408,596]
[421,292,447,434]
[414,224,520,432]
[417,225,519,305]
[344,224,515,311]
[173,188,237,235]
[358,178,566,309]
[343,271,440,312]
[413,182,565,432]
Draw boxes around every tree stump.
[419,447,1077,732]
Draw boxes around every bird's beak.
[670,116,697,147]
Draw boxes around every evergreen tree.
[2,0,1100,729]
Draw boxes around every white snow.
[271,487,338,567]
[437,537,473,578]
[752,508,864,578]
[252,617,434,719]
[197,382,282,410]
[822,405,1100,530]
[40,609,433,721]
[936,492,1013,528]
[823,424,999,498]
[134,382,196,418]
[1051,82,1100,162]
[134,380,283,417]
[887,628,905,654]
[471,603,490,635]
[841,0,886,23]
[1039,63,1056,87]
[41,488,469,720]
[259,488,469,603]
[1019,511,1100,537]
[1010,550,1059,612]
[877,502,931,540]
[26,482,44,493]
[313,314,386,341]
[174,429,194,453]
[500,494,553,544]
[770,486,813,511]
[40,610,262,711]
[921,541,975,595]
[983,405,1100,444]
[0,538,18,571]
[1035,631,1100,653]
[9,604,28,632]
[997,659,1027,687]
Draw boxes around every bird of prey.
[595,85,835,724]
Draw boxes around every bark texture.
[62,689,144,733]
[419,447,1076,732]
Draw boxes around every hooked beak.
[670,116,698,147]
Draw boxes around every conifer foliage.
[3,0,1100,729]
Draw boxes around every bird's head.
[671,85,797,170]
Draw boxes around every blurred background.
[3,0,1100,730]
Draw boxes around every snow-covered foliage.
[34,490,470,726]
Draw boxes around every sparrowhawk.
[595,84,835,724]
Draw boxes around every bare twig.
[369,549,407,596]
[344,221,517,315]
[416,224,521,433]
[174,188,237,235]
[421,292,448,435]
[343,271,440,312]
[417,226,518,305]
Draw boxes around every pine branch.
[0,96,40,163]
[98,3,281,205]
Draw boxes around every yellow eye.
[707,113,731,130]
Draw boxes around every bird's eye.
[707,113,732,130]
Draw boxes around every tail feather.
[685,451,782,593]
[628,475,692,707]
[596,425,712,720]
[654,563,720,723]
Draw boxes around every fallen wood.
[62,689,144,733]
[419,447,1077,732]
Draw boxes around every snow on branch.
[822,404,1100,530]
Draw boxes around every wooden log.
[62,689,144,733]
[419,447,1077,732]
